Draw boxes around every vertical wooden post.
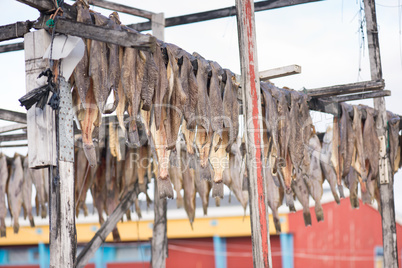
[49,77,76,268]
[363,1,399,267]
[24,29,56,168]
[150,12,168,268]
[235,1,272,267]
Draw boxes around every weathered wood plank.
[236,0,271,267]
[364,0,399,267]
[75,187,137,268]
[0,108,27,124]
[130,0,323,31]
[34,17,156,52]
[0,21,33,42]
[259,64,301,81]
[308,98,340,116]
[321,90,391,103]
[88,0,154,19]
[0,123,27,134]
[0,42,24,53]
[0,133,27,142]
[305,80,384,97]
[0,143,28,148]
[16,0,77,19]
[24,29,57,168]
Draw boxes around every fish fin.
[157,178,174,199]
[212,182,224,199]
[315,204,324,222]
[303,211,312,227]
[337,184,345,198]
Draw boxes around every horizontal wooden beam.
[16,0,77,19]
[0,143,28,148]
[0,108,27,124]
[87,0,155,19]
[308,97,340,116]
[129,0,324,31]
[75,186,138,268]
[35,17,156,51]
[0,21,33,42]
[0,123,27,134]
[260,64,301,81]
[321,90,391,103]
[305,79,384,98]
[0,42,24,53]
[0,133,27,142]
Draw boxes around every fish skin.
[89,13,110,113]
[194,161,212,216]
[320,125,340,204]
[31,167,47,218]
[22,157,34,227]
[0,154,7,237]
[291,174,312,227]
[169,148,184,208]
[222,70,239,152]
[361,106,379,183]
[265,164,284,233]
[181,148,196,227]
[141,51,158,111]
[306,134,324,222]
[153,41,169,130]
[73,0,92,109]
[345,167,360,209]
[75,147,90,217]
[208,61,224,139]
[209,131,229,185]
[91,150,107,225]
[351,106,366,180]
[331,116,344,198]
[387,111,400,174]
[7,154,24,233]
[261,82,279,162]
[339,104,348,178]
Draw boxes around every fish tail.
[176,197,184,209]
[285,188,295,212]
[29,215,35,228]
[0,219,6,237]
[315,204,324,222]
[83,143,97,167]
[351,195,360,208]
[41,206,47,219]
[13,222,19,234]
[337,184,345,198]
[212,182,224,199]
[128,130,140,147]
[112,228,121,242]
[274,217,282,233]
[126,210,132,221]
[303,210,312,227]
[215,197,221,207]
[157,178,174,199]
[361,187,372,205]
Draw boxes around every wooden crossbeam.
[321,90,391,103]
[260,64,301,81]
[0,108,27,124]
[16,0,77,19]
[0,143,28,148]
[0,133,27,142]
[0,42,24,53]
[0,123,27,134]
[0,21,33,42]
[129,0,324,31]
[34,17,156,51]
[87,0,155,19]
[305,80,384,97]
[75,187,138,268]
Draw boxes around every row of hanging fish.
[0,153,49,237]
[261,84,401,233]
[70,1,240,201]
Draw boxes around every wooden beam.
[34,17,156,51]
[0,133,27,142]
[0,108,27,124]
[16,0,77,19]
[305,80,384,97]
[0,143,28,148]
[321,90,391,103]
[0,21,33,42]
[129,0,323,31]
[0,42,24,53]
[308,97,340,116]
[259,64,301,81]
[87,0,155,19]
[0,123,26,134]
[236,0,271,267]
[75,187,137,268]
[364,0,399,267]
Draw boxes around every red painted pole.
[235,0,272,267]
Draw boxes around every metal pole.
[363,0,399,267]
[235,0,272,267]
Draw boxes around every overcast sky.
[0,0,401,214]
